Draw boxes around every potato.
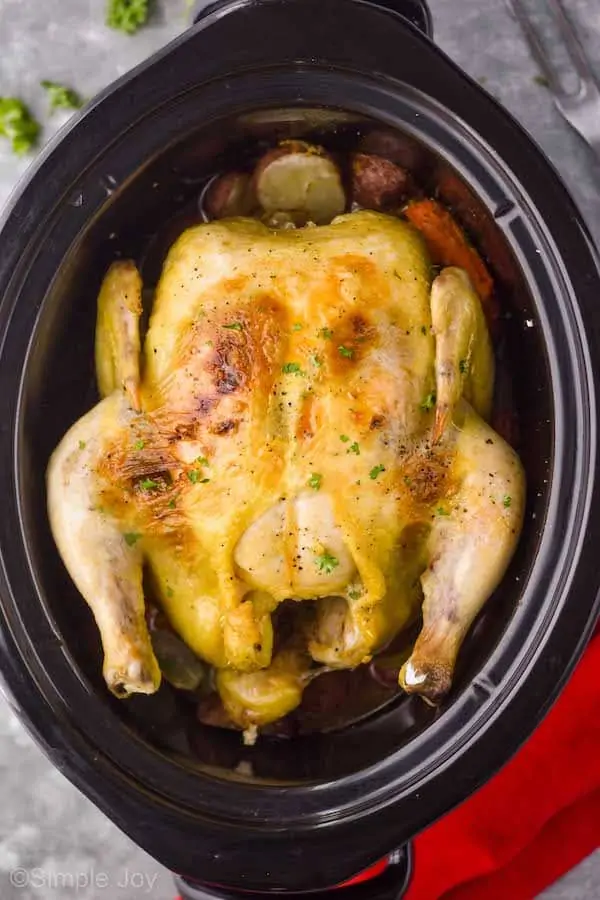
[202,171,255,220]
[359,129,423,171]
[351,153,410,210]
[253,140,346,225]
[217,664,304,729]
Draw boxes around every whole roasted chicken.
[47,142,525,736]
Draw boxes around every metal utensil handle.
[507,0,600,163]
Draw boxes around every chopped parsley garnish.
[134,439,145,450]
[459,359,469,374]
[41,81,83,113]
[168,499,176,509]
[348,587,362,601]
[315,551,339,574]
[403,475,412,486]
[139,478,159,491]
[318,327,333,340]
[308,473,323,490]
[222,322,243,331]
[347,441,360,455]
[311,354,323,368]
[369,464,386,480]
[188,470,210,484]
[78,440,86,450]
[503,494,512,508]
[124,532,142,546]
[292,322,303,332]
[420,390,437,411]
[338,345,354,359]
[436,506,450,516]
[282,362,303,375]
[339,434,350,443]
[0,98,40,155]
[195,456,209,466]
[106,0,151,34]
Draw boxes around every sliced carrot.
[404,198,497,324]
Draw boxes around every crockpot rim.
[0,0,599,891]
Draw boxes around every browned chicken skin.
[47,152,525,735]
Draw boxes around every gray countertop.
[0,1,598,897]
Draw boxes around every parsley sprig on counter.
[106,0,152,35]
[41,81,83,113]
[0,98,40,155]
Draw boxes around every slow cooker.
[1,0,600,897]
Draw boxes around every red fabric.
[407,628,600,900]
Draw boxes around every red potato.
[203,171,255,220]
[351,152,410,210]
[253,140,346,225]
[359,129,424,172]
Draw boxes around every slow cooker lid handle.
[191,0,433,38]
